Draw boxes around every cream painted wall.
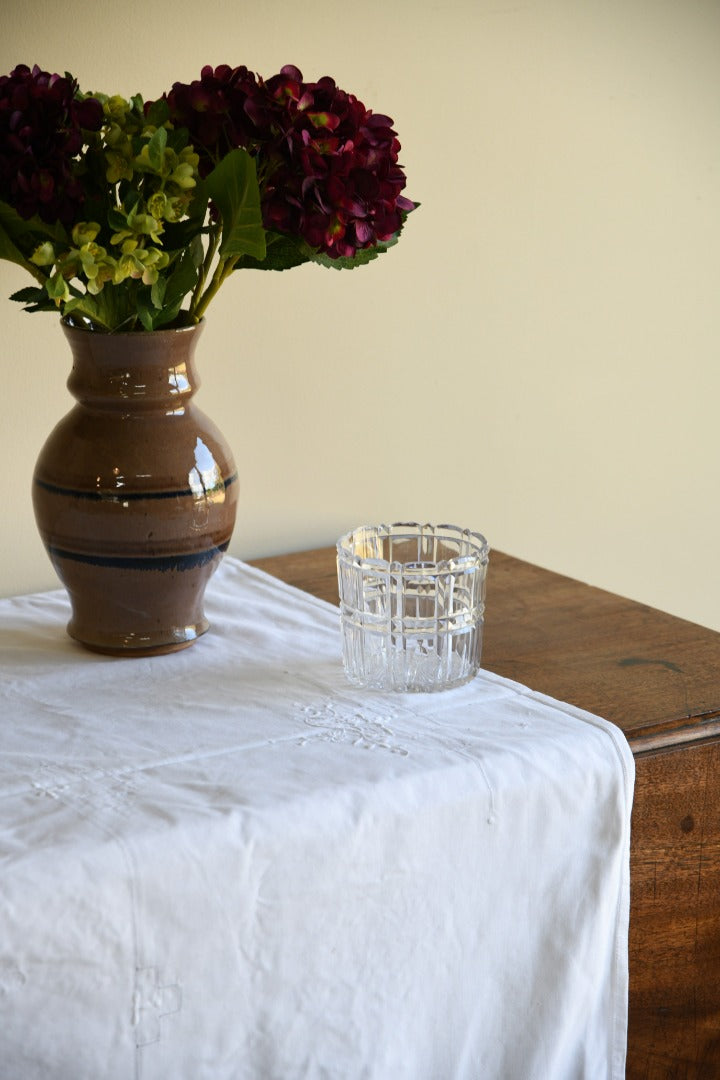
[1,0,719,630]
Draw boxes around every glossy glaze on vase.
[33,320,238,655]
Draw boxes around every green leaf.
[0,227,29,270]
[123,188,141,214]
[9,284,54,313]
[62,296,101,324]
[0,201,66,244]
[163,245,200,307]
[134,281,187,331]
[0,202,62,271]
[10,286,45,303]
[305,232,400,270]
[146,126,167,172]
[234,230,310,272]
[154,296,185,329]
[189,233,205,268]
[165,125,192,155]
[136,293,155,331]
[150,276,166,310]
[144,98,170,129]
[107,207,129,231]
[152,247,201,327]
[205,149,266,261]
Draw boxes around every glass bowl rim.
[336,521,490,574]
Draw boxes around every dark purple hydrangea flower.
[163,64,271,177]
[162,63,413,259]
[259,65,414,259]
[0,64,103,225]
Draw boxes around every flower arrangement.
[0,63,414,332]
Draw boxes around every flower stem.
[191,252,239,322]
[25,260,49,287]
[189,222,222,322]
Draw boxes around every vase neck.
[61,322,203,410]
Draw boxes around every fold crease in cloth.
[0,556,634,1080]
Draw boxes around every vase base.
[70,635,206,658]
[67,619,209,657]
[49,553,220,657]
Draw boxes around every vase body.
[33,320,238,655]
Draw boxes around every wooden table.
[251,545,720,1079]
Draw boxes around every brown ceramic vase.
[32,319,238,656]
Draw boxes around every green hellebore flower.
[46,272,71,305]
[178,147,200,170]
[111,214,163,248]
[164,195,189,223]
[106,150,133,184]
[133,214,163,243]
[72,222,101,247]
[79,242,108,280]
[30,241,56,266]
[137,247,169,270]
[170,162,196,190]
[103,95,131,122]
[115,252,144,282]
[134,140,166,177]
[84,260,116,294]
[56,252,81,279]
[147,192,167,220]
[104,123,127,149]
[110,228,130,247]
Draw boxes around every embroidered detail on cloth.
[30,760,140,818]
[133,967,182,1047]
[30,760,92,799]
[297,700,411,756]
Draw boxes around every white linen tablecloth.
[0,557,634,1080]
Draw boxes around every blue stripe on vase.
[34,473,238,502]
[48,542,229,572]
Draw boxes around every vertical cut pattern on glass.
[336,523,489,692]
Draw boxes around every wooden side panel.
[627,742,720,1078]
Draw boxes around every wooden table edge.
[249,545,720,759]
